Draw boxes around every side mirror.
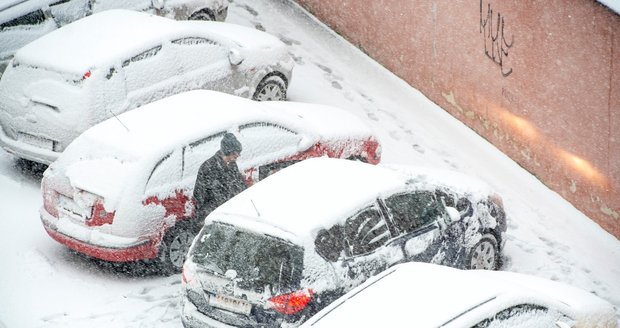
[298,136,314,150]
[228,49,244,66]
[445,207,461,224]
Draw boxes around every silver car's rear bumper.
[0,124,58,164]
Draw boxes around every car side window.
[384,191,444,235]
[145,150,182,193]
[48,0,90,26]
[473,304,566,328]
[170,36,228,73]
[237,123,302,165]
[183,132,225,180]
[171,37,219,46]
[258,160,300,180]
[314,224,346,262]
[344,205,390,256]
[122,46,162,68]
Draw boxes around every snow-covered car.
[0,9,294,164]
[300,262,618,328]
[180,157,507,328]
[40,90,381,273]
[0,0,229,75]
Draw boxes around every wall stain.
[480,0,514,77]
[601,205,619,220]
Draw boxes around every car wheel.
[189,9,215,21]
[467,233,499,270]
[346,155,368,163]
[157,222,195,274]
[253,75,287,101]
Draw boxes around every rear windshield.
[56,135,137,167]
[190,222,304,294]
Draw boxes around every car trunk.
[185,222,306,326]
[0,62,90,153]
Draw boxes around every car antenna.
[250,199,261,217]
[109,108,130,132]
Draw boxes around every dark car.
[181,158,507,327]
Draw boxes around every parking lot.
[0,0,619,327]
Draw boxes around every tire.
[156,222,195,274]
[346,156,368,163]
[467,233,499,270]
[189,9,215,21]
[252,75,287,101]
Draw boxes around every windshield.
[190,222,304,294]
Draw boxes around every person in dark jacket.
[192,133,247,224]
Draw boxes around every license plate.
[209,294,252,315]
[58,195,86,221]
[18,132,54,150]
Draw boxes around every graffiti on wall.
[480,0,514,77]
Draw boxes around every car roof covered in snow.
[66,90,374,160]
[14,9,282,76]
[301,262,618,328]
[211,157,491,239]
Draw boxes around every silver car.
[0,0,229,74]
[0,9,294,164]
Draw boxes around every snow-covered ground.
[0,0,618,327]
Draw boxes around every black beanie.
[221,132,242,155]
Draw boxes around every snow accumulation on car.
[0,8,294,164]
[0,0,229,74]
[301,262,618,328]
[40,90,381,273]
[181,157,507,328]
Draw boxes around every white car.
[40,90,381,272]
[0,9,294,164]
[0,0,229,74]
[301,262,618,328]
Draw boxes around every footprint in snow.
[366,112,379,121]
[253,22,265,31]
[389,130,401,140]
[412,144,425,154]
[331,81,342,90]
[279,34,301,46]
[289,52,304,65]
[443,159,459,170]
[239,4,259,16]
[315,63,332,74]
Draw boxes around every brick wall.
[295,0,620,238]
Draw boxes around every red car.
[40,90,381,272]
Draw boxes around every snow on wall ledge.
[294,0,620,239]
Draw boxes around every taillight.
[268,289,313,315]
[87,200,115,226]
[182,263,190,284]
[364,138,382,164]
[82,70,91,80]
[42,179,59,217]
